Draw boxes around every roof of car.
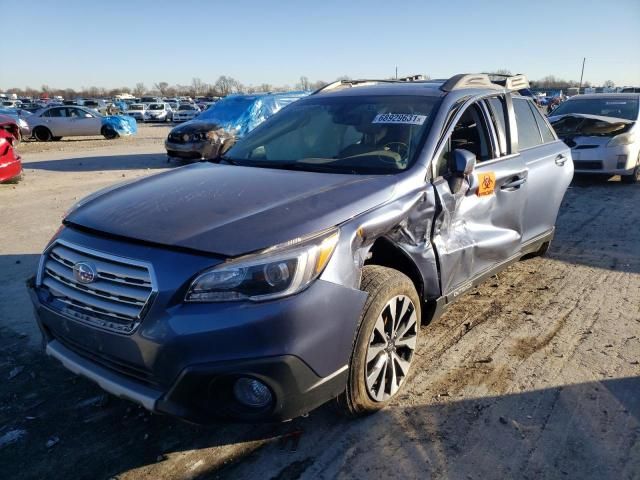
[311,73,529,99]
[313,82,447,98]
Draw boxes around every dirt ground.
[1,125,638,480]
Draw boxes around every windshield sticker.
[372,113,427,125]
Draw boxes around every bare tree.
[297,76,310,90]
[133,82,146,97]
[603,80,615,88]
[486,68,512,76]
[214,76,242,96]
[191,77,206,96]
[154,82,170,95]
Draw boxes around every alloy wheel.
[365,295,418,401]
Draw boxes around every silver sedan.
[28,106,104,141]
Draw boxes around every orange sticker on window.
[477,172,496,196]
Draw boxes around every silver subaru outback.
[31,73,573,422]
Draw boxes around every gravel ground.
[0,126,638,480]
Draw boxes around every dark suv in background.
[30,73,572,422]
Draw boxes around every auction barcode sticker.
[372,113,427,125]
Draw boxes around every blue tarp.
[196,91,308,137]
[102,115,137,136]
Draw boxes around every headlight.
[185,229,339,302]
[608,132,636,147]
[18,118,28,128]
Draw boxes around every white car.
[145,103,173,122]
[127,103,148,122]
[27,106,104,141]
[172,103,200,122]
[549,94,640,183]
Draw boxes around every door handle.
[555,154,567,166]
[501,176,527,190]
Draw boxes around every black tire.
[337,265,420,417]
[101,126,118,140]
[51,136,62,141]
[33,126,52,142]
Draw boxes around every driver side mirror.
[84,113,93,118]
[453,149,476,176]
[449,149,476,195]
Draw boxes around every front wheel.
[337,265,420,417]
[101,126,118,140]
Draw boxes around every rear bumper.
[0,154,22,182]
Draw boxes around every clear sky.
[2,0,639,90]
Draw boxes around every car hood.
[549,113,635,139]
[65,163,397,256]
[548,113,634,125]
[169,120,217,135]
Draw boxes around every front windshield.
[179,104,196,111]
[551,97,639,121]
[225,95,440,174]
[149,104,164,110]
[130,104,144,110]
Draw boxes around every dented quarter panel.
[321,169,441,299]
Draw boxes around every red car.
[0,114,22,183]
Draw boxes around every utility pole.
[395,66,398,80]
[579,57,586,91]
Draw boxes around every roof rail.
[441,73,530,92]
[440,74,495,92]
[481,73,531,90]
[312,74,427,95]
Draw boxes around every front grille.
[38,240,156,334]
[574,161,602,170]
[168,133,186,144]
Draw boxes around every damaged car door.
[431,96,528,299]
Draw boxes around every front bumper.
[29,228,367,422]
[570,142,639,175]
[165,139,207,160]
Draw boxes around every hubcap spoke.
[366,343,386,363]
[375,354,389,400]
[395,334,417,350]
[388,353,399,396]
[392,351,411,377]
[396,310,417,340]
[367,353,387,389]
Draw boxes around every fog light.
[233,378,273,408]
[617,155,627,169]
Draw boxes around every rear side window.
[513,97,542,150]
[48,107,67,118]
[529,104,556,143]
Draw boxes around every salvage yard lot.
[1,124,639,479]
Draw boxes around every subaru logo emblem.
[73,262,97,284]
